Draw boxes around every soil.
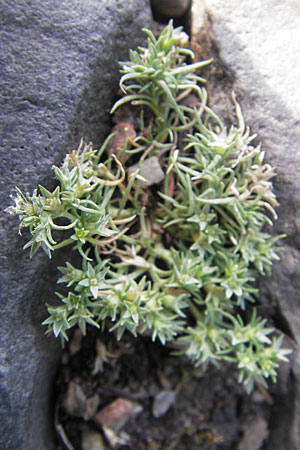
[55,326,274,450]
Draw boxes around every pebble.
[81,428,108,450]
[94,397,142,431]
[237,417,269,450]
[128,156,164,188]
[152,390,176,418]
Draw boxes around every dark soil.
[54,325,277,450]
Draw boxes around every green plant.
[7,21,291,393]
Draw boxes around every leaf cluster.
[7,21,291,392]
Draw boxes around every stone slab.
[203,1,300,448]
[0,1,152,449]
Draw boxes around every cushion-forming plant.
[7,22,291,392]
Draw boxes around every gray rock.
[0,1,152,449]
[203,1,300,448]
[152,389,176,418]
[128,156,165,187]
[237,417,269,450]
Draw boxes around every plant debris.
[63,380,100,421]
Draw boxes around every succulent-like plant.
[7,21,291,392]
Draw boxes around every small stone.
[81,428,108,450]
[152,390,176,418]
[251,390,266,404]
[94,398,142,431]
[237,417,269,450]
[128,156,164,188]
[107,122,137,162]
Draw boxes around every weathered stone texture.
[0,1,152,449]
[204,1,300,448]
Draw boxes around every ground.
[55,326,274,450]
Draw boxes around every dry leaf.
[93,339,117,375]
[63,381,100,420]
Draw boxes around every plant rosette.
[7,21,291,393]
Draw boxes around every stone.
[81,428,108,450]
[197,1,300,448]
[0,1,152,449]
[152,389,176,418]
[128,156,165,187]
[94,397,143,431]
[237,417,269,450]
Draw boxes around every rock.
[199,1,300,448]
[128,156,165,187]
[237,417,269,450]
[107,122,137,162]
[94,397,143,431]
[152,390,176,418]
[0,1,152,449]
[82,428,108,450]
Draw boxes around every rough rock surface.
[202,1,300,448]
[0,1,152,449]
